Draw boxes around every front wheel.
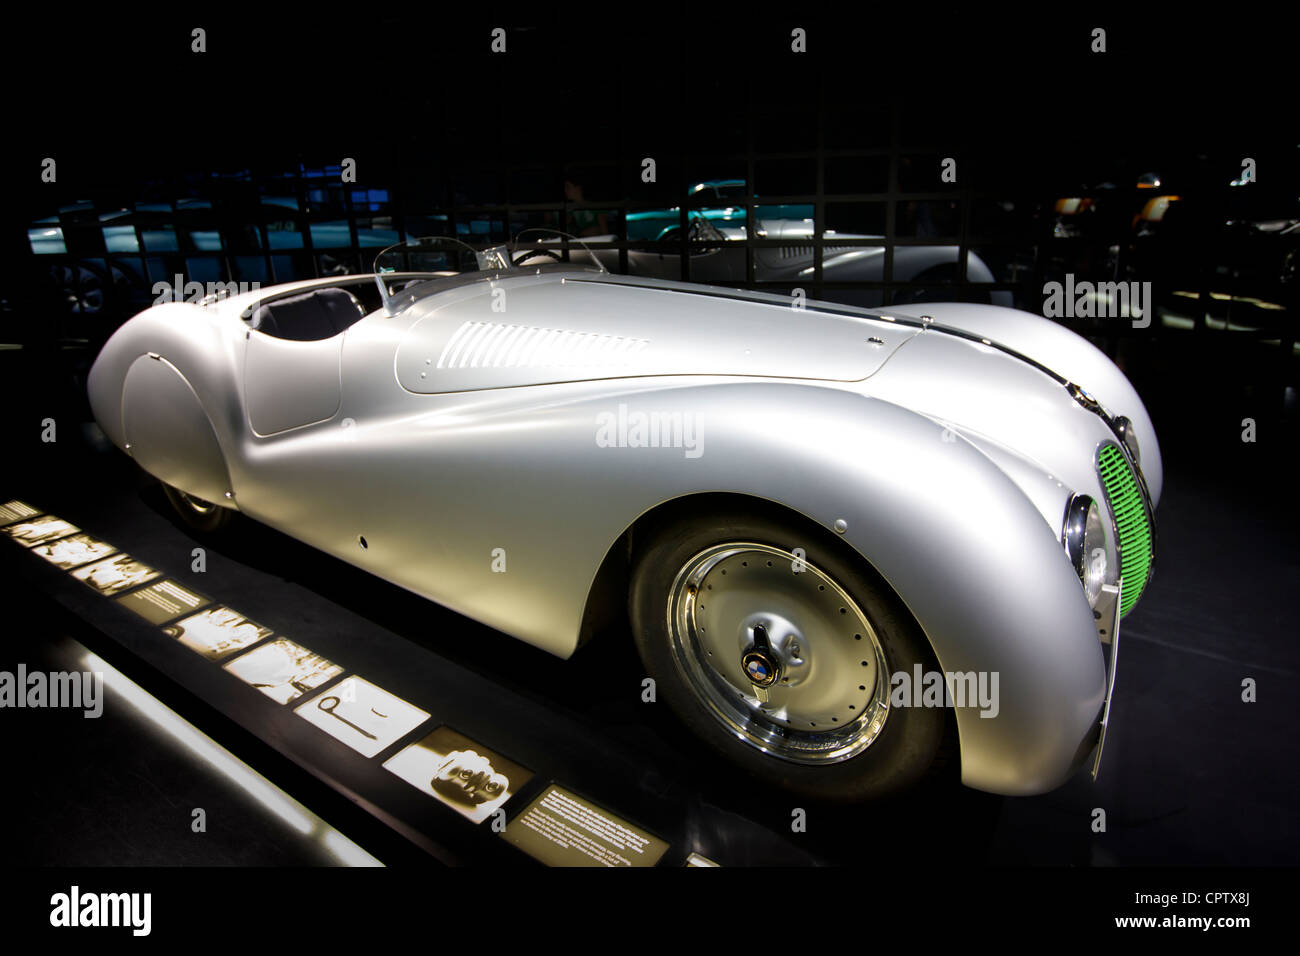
[629,509,952,802]
[161,482,236,534]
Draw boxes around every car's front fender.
[608,382,1108,795]
[187,365,1105,796]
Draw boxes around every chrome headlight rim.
[1062,493,1108,608]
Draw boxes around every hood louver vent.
[436,322,650,370]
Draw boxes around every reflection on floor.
[0,626,380,866]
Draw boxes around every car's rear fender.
[88,301,244,506]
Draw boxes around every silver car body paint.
[87,265,1160,796]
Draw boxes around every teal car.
[627,180,813,242]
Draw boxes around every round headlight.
[1114,416,1140,465]
[1063,494,1108,608]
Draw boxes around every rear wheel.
[630,509,951,802]
[161,482,236,534]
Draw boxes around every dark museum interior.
[0,6,1295,915]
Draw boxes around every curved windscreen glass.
[479,229,607,274]
[372,231,605,277]
[372,235,481,277]
[371,231,606,313]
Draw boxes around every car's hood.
[393,272,917,393]
[883,302,1163,505]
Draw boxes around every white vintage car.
[87,236,1158,801]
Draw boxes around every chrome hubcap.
[667,542,890,764]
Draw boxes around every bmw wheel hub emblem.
[742,649,779,687]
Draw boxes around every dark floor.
[0,327,1297,867]
[0,626,378,866]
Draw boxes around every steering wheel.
[511,246,565,267]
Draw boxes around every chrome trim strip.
[572,274,1076,385]
[1092,580,1122,780]
[1113,415,1140,464]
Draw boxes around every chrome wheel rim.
[667,542,891,765]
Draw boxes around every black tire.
[161,482,236,534]
[629,506,952,802]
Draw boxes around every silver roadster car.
[87,235,1159,802]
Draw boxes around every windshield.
[373,234,481,276]
[373,230,605,275]
[474,229,607,273]
[371,230,606,314]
